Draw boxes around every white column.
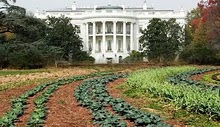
[92,22,96,54]
[86,23,89,51]
[102,21,106,53]
[130,22,133,51]
[113,21,117,53]
[123,21,127,53]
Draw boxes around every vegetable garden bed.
[126,66,220,122]
[74,74,170,127]
[0,72,112,127]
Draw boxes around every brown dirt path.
[44,81,97,127]
[15,89,45,127]
[0,83,38,116]
[190,70,220,81]
[0,69,94,118]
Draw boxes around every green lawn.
[0,70,47,76]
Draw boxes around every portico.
[85,21,134,63]
[34,2,186,63]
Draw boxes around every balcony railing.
[117,31,123,34]
[97,31,102,34]
[106,31,113,34]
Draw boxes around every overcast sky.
[12,0,199,12]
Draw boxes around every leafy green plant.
[74,74,169,127]
[126,66,220,120]
[0,71,112,127]
[168,68,220,90]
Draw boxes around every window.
[127,43,130,51]
[97,24,101,34]
[75,25,81,33]
[107,24,112,34]
[117,24,122,34]
[126,24,130,34]
[107,40,112,51]
[89,25,93,34]
[118,40,122,52]
[89,41,92,52]
[98,40,101,52]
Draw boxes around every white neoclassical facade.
[34,2,186,64]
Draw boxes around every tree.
[0,0,40,43]
[181,22,217,64]
[32,40,64,66]
[122,50,144,63]
[198,0,220,50]
[0,43,9,68]
[180,0,220,65]
[45,15,83,61]
[139,18,183,63]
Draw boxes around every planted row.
[74,74,169,127]
[168,68,220,90]
[127,67,220,120]
[0,71,112,127]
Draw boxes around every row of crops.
[0,71,171,127]
[168,68,220,90]
[0,72,112,127]
[126,66,220,120]
[74,74,170,127]
[3,65,220,127]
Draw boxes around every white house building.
[34,1,186,64]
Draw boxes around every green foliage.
[0,44,9,68]
[0,4,92,68]
[181,6,220,65]
[122,50,144,63]
[74,74,169,127]
[168,68,220,90]
[0,71,112,127]
[0,70,46,76]
[180,41,218,64]
[7,44,44,69]
[45,15,83,60]
[127,66,220,120]
[72,50,95,63]
[183,25,193,48]
[140,18,183,62]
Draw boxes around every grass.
[0,77,59,91]
[202,72,220,85]
[117,83,220,127]
[118,66,220,126]
[0,69,47,76]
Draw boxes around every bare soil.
[44,81,97,127]
[0,68,94,123]
[190,70,220,82]
[15,89,44,127]
[0,83,38,116]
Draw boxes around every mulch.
[0,74,190,127]
[0,83,38,117]
[15,88,46,127]
[190,70,220,82]
[44,81,97,127]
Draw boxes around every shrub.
[122,50,144,63]
[180,42,218,64]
